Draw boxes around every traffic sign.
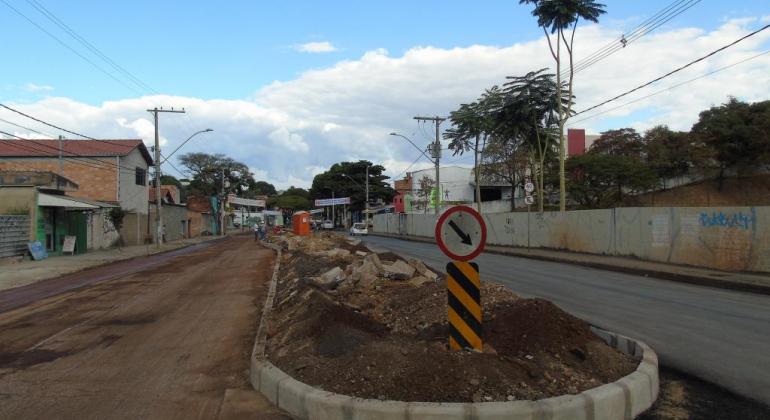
[435,206,487,261]
[525,196,534,206]
[524,182,535,193]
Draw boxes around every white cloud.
[293,41,337,53]
[3,18,769,190]
[22,83,54,93]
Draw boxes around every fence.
[373,206,770,273]
[0,215,30,258]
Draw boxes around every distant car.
[349,222,368,236]
[322,220,334,230]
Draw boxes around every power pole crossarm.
[147,107,185,248]
[413,116,445,215]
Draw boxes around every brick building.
[0,139,153,244]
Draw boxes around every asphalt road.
[362,235,770,406]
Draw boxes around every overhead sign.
[314,197,351,207]
[435,206,487,261]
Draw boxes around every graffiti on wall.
[699,208,757,231]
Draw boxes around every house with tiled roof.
[0,139,153,245]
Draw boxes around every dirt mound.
[266,234,639,402]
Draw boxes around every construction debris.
[264,232,638,403]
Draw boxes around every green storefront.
[36,192,94,255]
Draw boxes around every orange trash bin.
[292,211,311,236]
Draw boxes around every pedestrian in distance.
[253,223,259,241]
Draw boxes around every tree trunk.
[475,133,481,213]
[555,29,566,213]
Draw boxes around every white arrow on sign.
[435,206,487,262]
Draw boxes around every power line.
[0,134,136,174]
[561,0,701,79]
[24,0,158,95]
[0,0,143,96]
[391,154,426,180]
[569,49,770,126]
[0,117,54,137]
[573,24,770,117]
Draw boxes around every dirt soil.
[266,233,639,402]
[0,235,289,420]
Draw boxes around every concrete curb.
[369,233,770,296]
[250,240,659,419]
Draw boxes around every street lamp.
[390,132,440,214]
[389,132,435,163]
[162,128,214,164]
[342,166,370,227]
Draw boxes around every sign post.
[435,206,487,351]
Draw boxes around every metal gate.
[0,215,30,257]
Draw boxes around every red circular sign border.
[435,206,487,261]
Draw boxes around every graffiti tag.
[699,208,756,231]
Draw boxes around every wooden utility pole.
[147,107,185,247]
[414,116,445,214]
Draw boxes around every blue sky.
[1,1,769,188]
[3,0,766,103]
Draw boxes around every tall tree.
[248,180,277,197]
[499,69,568,211]
[589,128,645,158]
[268,186,311,210]
[310,161,396,211]
[643,125,705,188]
[566,153,657,208]
[691,98,770,190]
[444,87,504,211]
[178,152,255,197]
[520,0,606,211]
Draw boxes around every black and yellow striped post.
[446,261,481,351]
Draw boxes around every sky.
[1,0,769,190]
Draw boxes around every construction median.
[253,232,658,419]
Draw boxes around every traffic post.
[435,206,487,352]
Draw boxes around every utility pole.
[58,135,64,175]
[414,116,445,214]
[147,107,185,248]
[220,168,227,236]
[365,164,370,227]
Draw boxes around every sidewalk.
[0,235,224,293]
[371,233,770,295]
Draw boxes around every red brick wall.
[0,158,118,202]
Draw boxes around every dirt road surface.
[0,235,288,420]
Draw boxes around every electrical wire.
[573,24,770,117]
[0,133,136,174]
[569,49,770,126]
[560,0,701,79]
[25,0,157,95]
[0,0,143,96]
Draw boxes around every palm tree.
[500,69,572,211]
[445,87,504,212]
[520,0,606,211]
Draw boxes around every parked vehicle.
[322,220,334,230]
[349,222,368,236]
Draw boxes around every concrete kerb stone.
[250,240,659,420]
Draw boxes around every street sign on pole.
[435,206,487,262]
[525,196,534,206]
[524,182,535,193]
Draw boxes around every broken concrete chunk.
[347,238,362,246]
[408,276,431,287]
[365,253,384,272]
[408,258,437,280]
[355,250,368,257]
[310,266,344,290]
[382,260,416,280]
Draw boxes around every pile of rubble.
[271,232,438,291]
[264,232,639,403]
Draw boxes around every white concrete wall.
[86,209,120,250]
[118,148,150,214]
[374,206,770,273]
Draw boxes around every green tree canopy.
[267,186,311,210]
[248,180,277,197]
[589,128,645,158]
[178,152,255,197]
[310,160,396,211]
[566,153,657,208]
[691,98,770,189]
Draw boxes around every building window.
[135,167,146,186]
